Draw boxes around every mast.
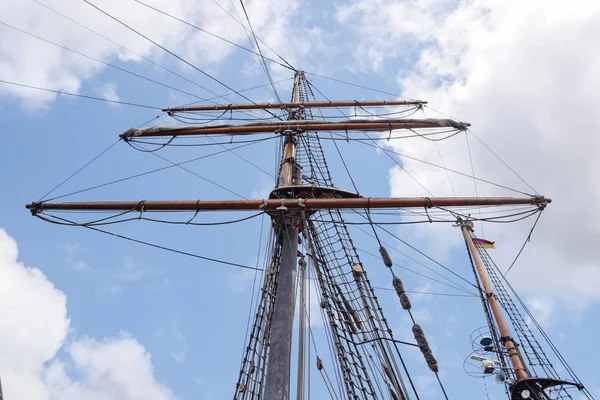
[30,69,587,399]
[263,71,303,400]
[296,256,307,400]
[459,220,529,381]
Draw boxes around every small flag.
[473,238,495,249]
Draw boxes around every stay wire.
[228,0,260,59]
[211,0,295,70]
[421,107,457,196]
[0,19,207,101]
[363,131,435,196]
[304,71,419,101]
[237,0,282,102]
[467,128,538,194]
[356,246,476,296]
[346,136,534,196]
[228,0,292,130]
[38,114,161,202]
[132,0,292,71]
[377,223,480,291]
[0,79,161,109]
[32,0,215,97]
[83,0,283,120]
[350,220,478,294]
[205,136,275,179]
[360,215,481,292]
[467,129,537,193]
[43,139,265,202]
[465,130,485,237]
[424,104,537,194]
[41,214,263,271]
[143,144,248,199]
[39,138,121,201]
[375,287,476,298]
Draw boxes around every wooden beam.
[120,119,470,139]
[163,100,427,112]
[27,196,550,213]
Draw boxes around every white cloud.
[336,0,456,72]
[0,228,174,399]
[527,296,554,327]
[0,0,321,108]
[250,174,275,199]
[228,267,260,293]
[341,0,600,310]
[98,83,120,103]
[45,335,175,400]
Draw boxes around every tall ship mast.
[26,71,593,400]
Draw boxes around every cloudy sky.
[0,0,599,399]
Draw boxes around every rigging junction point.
[26,71,589,400]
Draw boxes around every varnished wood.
[461,224,529,380]
[163,99,427,112]
[27,196,550,212]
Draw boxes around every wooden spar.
[27,196,550,213]
[460,223,529,381]
[120,119,470,138]
[163,99,427,112]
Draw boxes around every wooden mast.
[263,71,303,400]
[459,221,529,381]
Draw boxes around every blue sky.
[0,0,599,399]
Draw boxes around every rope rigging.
[237,0,284,102]
[0,79,161,109]
[132,0,293,72]
[82,0,284,120]
[212,0,296,71]
[41,138,272,203]
[460,220,593,400]
[31,0,215,97]
[0,19,210,101]
[23,55,589,399]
